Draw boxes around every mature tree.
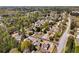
[0,27,18,52]
[21,40,32,52]
[65,36,75,53]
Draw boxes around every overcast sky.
[0,0,79,6]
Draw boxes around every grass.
[75,46,79,53]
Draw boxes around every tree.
[55,32,62,38]
[49,36,54,41]
[65,36,75,53]
[71,20,76,30]
[42,21,49,33]
[21,40,31,52]
[0,27,18,52]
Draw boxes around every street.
[57,14,71,53]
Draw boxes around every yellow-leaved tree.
[21,40,31,51]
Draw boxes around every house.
[28,36,37,42]
[11,31,22,41]
[40,40,55,53]
[41,34,49,40]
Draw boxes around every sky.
[0,0,79,6]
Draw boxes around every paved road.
[57,14,71,53]
[76,29,79,45]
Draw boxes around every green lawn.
[75,46,79,53]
